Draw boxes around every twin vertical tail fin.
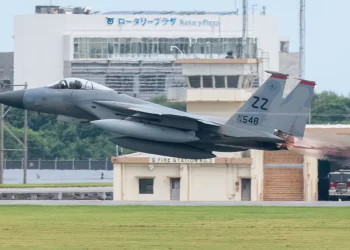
[276,79,316,138]
[225,71,288,134]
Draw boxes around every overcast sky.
[0,0,347,94]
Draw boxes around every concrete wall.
[187,101,246,158]
[0,52,14,90]
[14,15,67,89]
[113,161,255,201]
[189,164,251,201]
[181,63,259,76]
[279,52,300,96]
[187,101,244,118]
[14,14,280,89]
[250,150,264,201]
[303,155,318,202]
[114,164,179,201]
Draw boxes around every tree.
[149,95,186,111]
[311,91,350,124]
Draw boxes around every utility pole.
[23,82,28,184]
[0,103,3,184]
[299,0,309,123]
[299,0,305,79]
[0,82,29,184]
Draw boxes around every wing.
[72,99,223,128]
[94,100,223,126]
[72,99,285,142]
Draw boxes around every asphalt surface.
[1,188,350,206]
[0,187,113,193]
[1,200,350,206]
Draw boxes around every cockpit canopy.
[46,78,112,91]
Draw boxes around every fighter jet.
[0,71,315,159]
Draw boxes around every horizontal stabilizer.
[265,71,289,79]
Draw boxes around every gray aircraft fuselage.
[0,71,315,159]
[21,87,147,120]
[1,86,282,151]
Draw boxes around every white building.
[14,9,281,98]
[112,152,258,201]
[0,52,14,92]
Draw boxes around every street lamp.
[170,46,183,54]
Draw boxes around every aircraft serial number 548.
[237,115,259,125]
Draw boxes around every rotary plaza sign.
[106,16,220,27]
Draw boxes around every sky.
[0,0,348,94]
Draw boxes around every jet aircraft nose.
[0,89,26,109]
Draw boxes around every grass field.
[0,183,113,188]
[0,206,350,249]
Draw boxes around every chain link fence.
[4,159,113,170]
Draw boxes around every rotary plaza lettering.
[179,19,220,27]
[106,17,220,27]
[151,158,214,163]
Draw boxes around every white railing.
[167,87,257,102]
[73,53,258,62]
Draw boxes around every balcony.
[73,53,257,62]
[168,87,257,102]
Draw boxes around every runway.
[0,187,113,193]
[0,187,113,201]
[1,200,350,206]
[1,188,350,206]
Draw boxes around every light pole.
[170,46,183,55]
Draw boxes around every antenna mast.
[242,0,248,58]
[300,0,310,123]
[299,0,305,78]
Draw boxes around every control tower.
[167,57,263,157]
[167,57,265,198]
[168,58,262,118]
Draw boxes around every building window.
[227,75,239,88]
[139,178,154,194]
[73,36,258,59]
[215,76,226,88]
[139,74,166,92]
[188,75,201,88]
[202,75,213,88]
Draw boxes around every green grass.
[0,183,112,188]
[0,206,349,249]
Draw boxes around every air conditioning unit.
[0,79,13,93]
